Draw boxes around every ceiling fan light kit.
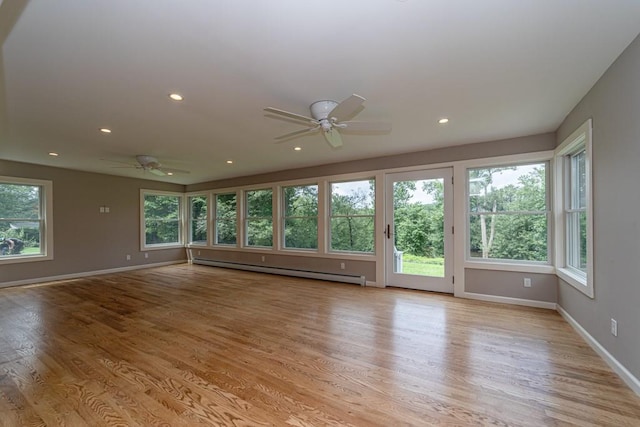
[265,94,391,148]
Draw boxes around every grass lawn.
[399,255,445,277]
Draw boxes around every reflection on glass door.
[385,168,453,292]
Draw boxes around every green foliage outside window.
[246,189,273,247]
[144,194,180,245]
[283,185,318,249]
[393,179,444,259]
[189,195,207,244]
[330,180,375,253]
[468,164,548,262]
[0,183,42,255]
[215,193,237,245]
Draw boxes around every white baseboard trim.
[0,260,186,289]
[459,291,557,310]
[557,305,640,396]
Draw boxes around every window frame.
[554,119,594,297]
[328,178,376,254]
[213,191,239,247]
[244,187,274,248]
[281,183,319,251]
[465,161,551,265]
[0,176,53,265]
[140,190,184,250]
[187,193,208,246]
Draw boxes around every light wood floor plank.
[1,264,639,426]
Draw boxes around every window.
[245,189,273,247]
[142,191,182,248]
[329,179,375,253]
[188,195,208,245]
[555,119,593,297]
[282,184,318,250]
[467,163,549,263]
[214,193,237,245]
[567,149,587,271]
[0,177,53,263]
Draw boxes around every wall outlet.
[261,255,266,262]
[523,277,532,288]
[144,253,148,259]
[611,318,618,337]
[105,207,110,213]
[126,254,131,261]
[340,262,345,270]
[197,251,201,256]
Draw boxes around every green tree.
[393,179,444,258]
[469,166,547,261]
[246,189,273,246]
[283,185,318,249]
[215,193,237,244]
[144,194,180,244]
[189,195,207,243]
[0,183,41,250]
[331,181,375,252]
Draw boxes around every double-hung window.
[245,189,273,247]
[555,119,593,297]
[282,184,318,250]
[188,194,208,245]
[566,149,587,272]
[467,163,550,263]
[214,193,237,245]
[0,177,53,263]
[329,179,375,253]
[142,191,183,248]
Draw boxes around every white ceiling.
[1,0,639,185]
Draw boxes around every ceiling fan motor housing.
[310,100,338,120]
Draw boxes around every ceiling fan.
[264,94,391,148]
[106,155,189,176]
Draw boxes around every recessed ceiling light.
[294,146,302,151]
[48,152,59,157]
[100,128,112,133]
[169,93,183,101]
[167,172,174,176]
[226,160,233,164]
[438,118,449,124]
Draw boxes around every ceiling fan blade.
[264,107,317,124]
[341,121,392,132]
[159,167,190,175]
[275,127,320,141]
[101,158,138,167]
[323,128,343,148]
[328,94,365,121]
[149,168,166,176]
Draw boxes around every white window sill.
[557,267,593,298]
[143,244,184,251]
[464,260,555,274]
[0,253,53,265]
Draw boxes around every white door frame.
[384,167,454,292]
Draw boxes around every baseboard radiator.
[192,258,366,286]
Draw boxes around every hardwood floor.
[1,264,639,426]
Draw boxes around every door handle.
[386,224,391,239]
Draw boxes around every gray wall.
[465,269,557,303]
[187,133,555,191]
[0,160,187,285]
[556,34,640,379]
[190,248,377,282]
